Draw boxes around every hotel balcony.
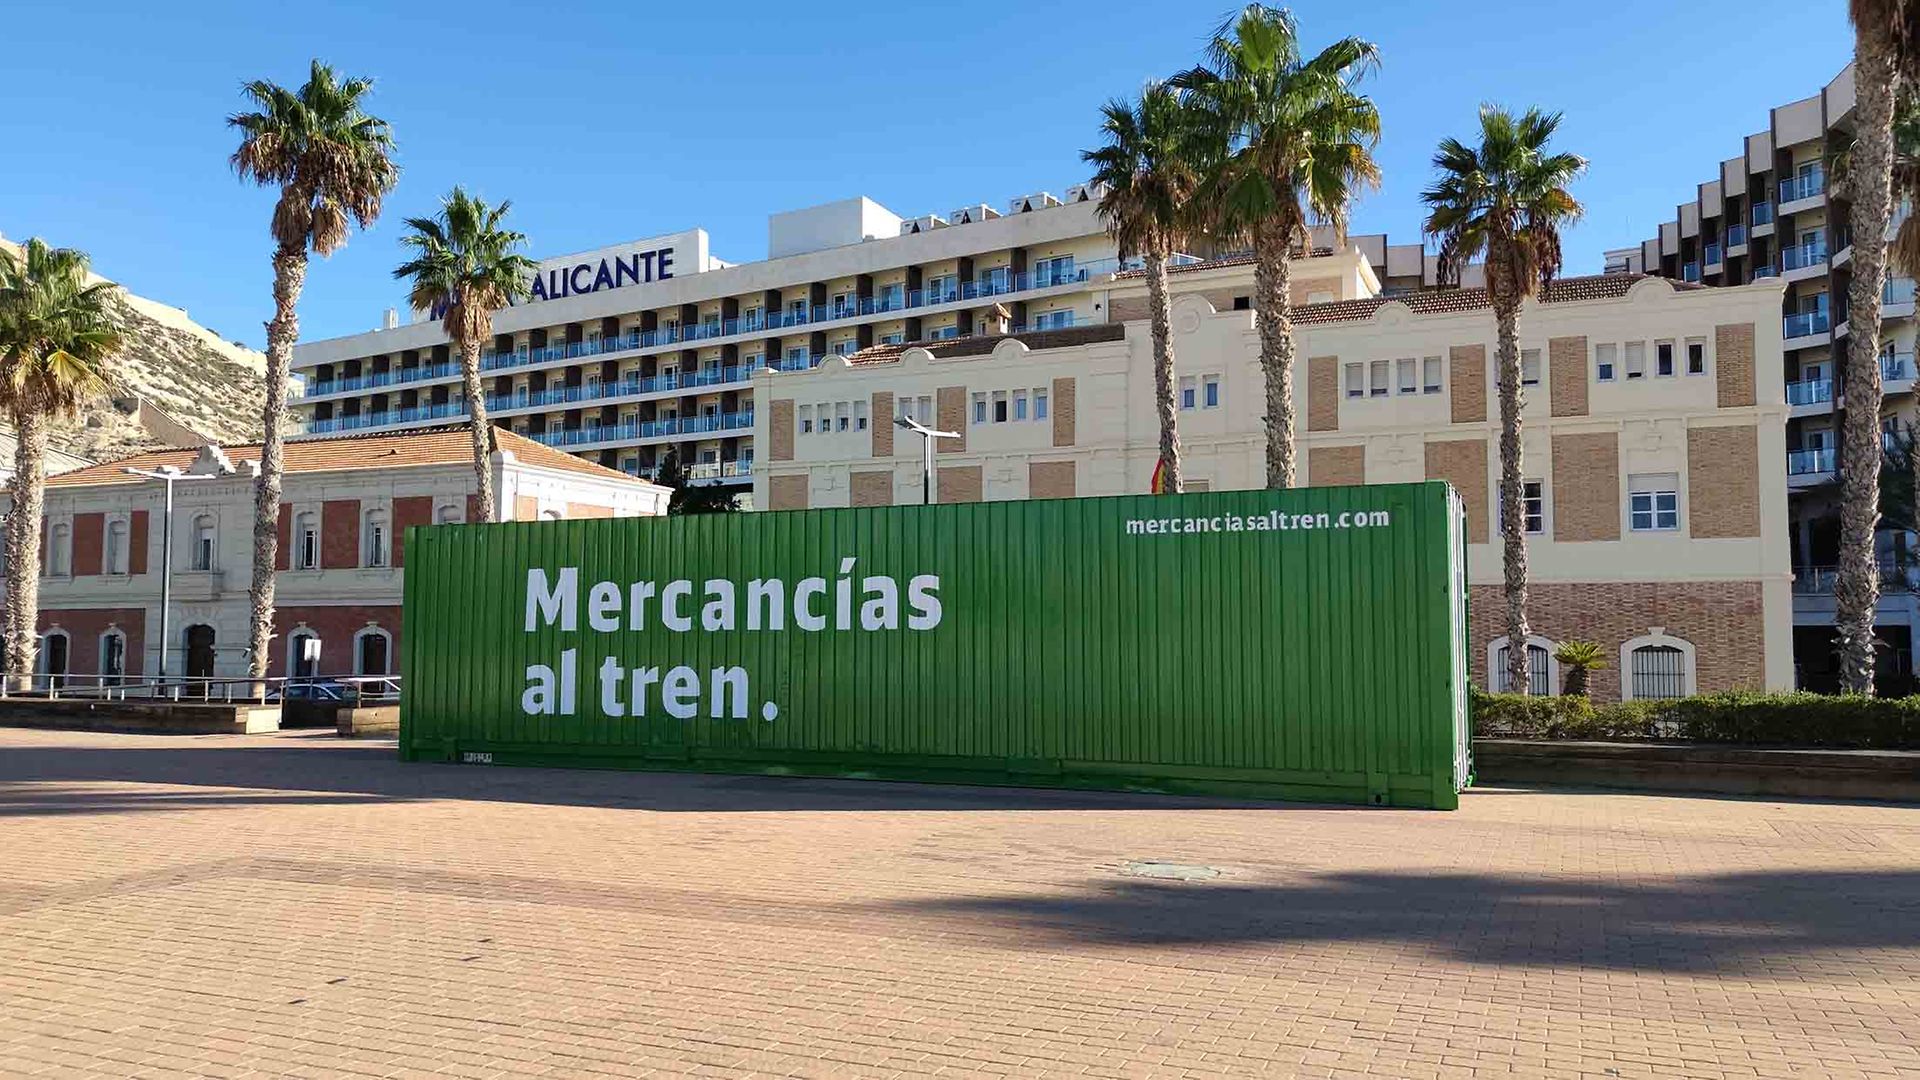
[1753,263,1779,280]
[296,257,1162,401]
[1785,352,1914,416]
[1784,310,1831,346]
[1751,200,1776,237]
[1779,171,1826,214]
[1832,278,1916,337]
[529,410,756,451]
[1703,241,1723,269]
[1726,223,1749,252]
[1780,240,1829,282]
[1682,261,1701,282]
[1793,560,1915,595]
[1788,446,1836,486]
[485,362,766,417]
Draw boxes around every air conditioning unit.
[949,204,1002,225]
[1008,191,1062,214]
[899,214,948,236]
[1065,181,1111,203]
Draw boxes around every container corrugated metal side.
[402,482,1472,808]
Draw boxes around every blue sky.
[2,0,1854,349]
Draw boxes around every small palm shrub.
[1552,640,1608,698]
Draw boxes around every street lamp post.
[122,466,214,681]
[894,415,961,505]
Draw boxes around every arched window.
[1488,635,1557,696]
[45,523,71,578]
[353,625,392,677]
[287,629,321,679]
[435,504,463,525]
[295,512,319,570]
[104,519,129,575]
[99,629,127,685]
[190,515,216,571]
[363,510,390,567]
[1622,629,1697,700]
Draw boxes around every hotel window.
[1656,340,1675,376]
[1521,349,1542,386]
[785,346,807,367]
[1686,338,1707,375]
[927,275,957,303]
[743,305,764,330]
[1423,356,1443,394]
[879,283,905,309]
[363,511,390,568]
[190,516,216,572]
[743,351,764,369]
[1034,388,1050,420]
[1624,341,1647,379]
[1396,358,1418,395]
[1345,363,1364,399]
[854,401,869,432]
[979,266,1010,293]
[1034,254,1076,286]
[1012,390,1028,420]
[798,405,814,435]
[1369,360,1389,397]
[1628,473,1680,532]
[992,391,1009,422]
[1501,480,1545,535]
[832,339,856,357]
[1595,342,1618,382]
[1032,309,1073,330]
[1180,375,1198,411]
[831,292,854,318]
[835,402,851,432]
[1203,375,1221,408]
[881,332,904,345]
[788,299,807,321]
[972,393,987,424]
[104,519,129,575]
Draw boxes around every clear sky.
[2,0,1854,349]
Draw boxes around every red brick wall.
[71,513,103,576]
[392,496,433,568]
[1469,581,1765,701]
[37,608,147,676]
[129,511,149,575]
[466,493,482,524]
[322,500,360,569]
[275,505,292,572]
[273,605,403,677]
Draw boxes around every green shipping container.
[402,482,1473,809]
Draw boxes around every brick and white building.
[753,249,1794,701]
[15,427,668,682]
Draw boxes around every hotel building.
[1606,61,1919,690]
[753,251,1793,702]
[287,191,1473,502]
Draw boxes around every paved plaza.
[0,727,1916,1079]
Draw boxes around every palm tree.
[229,60,398,680]
[1421,105,1586,698]
[1552,640,1607,698]
[1833,1,1919,694]
[393,187,534,521]
[1083,81,1201,494]
[0,240,119,682]
[1175,4,1382,488]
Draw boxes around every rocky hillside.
[2,235,267,462]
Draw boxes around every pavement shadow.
[849,868,1920,975]
[0,742,1334,815]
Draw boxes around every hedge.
[1471,689,1920,749]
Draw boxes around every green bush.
[1470,688,1920,749]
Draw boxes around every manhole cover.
[1121,861,1221,881]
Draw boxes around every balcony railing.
[1704,242,1723,265]
[1788,447,1836,475]
[1794,560,1914,594]
[1726,223,1748,247]
[1887,277,1918,306]
[1786,378,1833,406]
[1785,310,1831,338]
[1753,264,1779,279]
[486,363,764,412]
[1781,241,1828,271]
[299,401,466,435]
[1682,261,1701,282]
[1752,201,1774,226]
[308,361,460,397]
[1779,171,1826,204]
[684,459,754,481]
[529,410,756,449]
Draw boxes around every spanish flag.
[1150,458,1169,495]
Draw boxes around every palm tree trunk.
[461,338,495,521]
[1836,26,1897,696]
[5,408,48,687]
[1493,293,1532,697]
[1253,218,1297,488]
[1145,247,1182,494]
[248,241,305,680]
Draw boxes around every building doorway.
[356,629,390,679]
[39,632,69,691]
[184,625,216,680]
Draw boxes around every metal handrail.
[0,673,401,704]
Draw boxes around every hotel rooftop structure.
[288,189,1473,495]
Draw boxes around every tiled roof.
[1292,273,1696,325]
[842,323,1127,367]
[45,425,645,488]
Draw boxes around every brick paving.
[0,727,1916,1079]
